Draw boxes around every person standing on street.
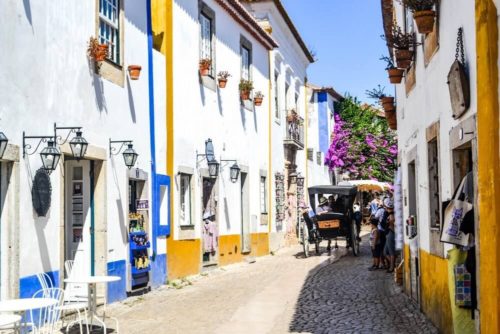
[383,199,396,273]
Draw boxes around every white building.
[382,0,478,331]
[163,0,278,279]
[241,0,314,252]
[305,85,342,187]
[0,0,168,304]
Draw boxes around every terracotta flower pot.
[387,68,404,84]
[384,110,397,130]
[395,49,414,69]
[128,65,142,80]
[414,10,435,34]
[95,44,108,62]
[199,63,210,76]
[254,97,263,106]
[218,79,227,88]
[240,90,250,100]
[380,97,395,112]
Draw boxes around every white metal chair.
[30,288,64,334]
[0,313,22,333]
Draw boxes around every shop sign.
[136,199,149,210]
[32,168,52,217]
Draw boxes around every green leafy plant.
[382,24,419,50]
[254,91,264,99]
[239,79,254,92]
[365,85,387,100]
[199,58,212,68]
[380,55,396,70]
[397,0,437,12]
[217,71,231,80]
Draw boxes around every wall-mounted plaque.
[32,168,52,217]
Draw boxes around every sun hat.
[319,196,328,206]
[383,197,394,209]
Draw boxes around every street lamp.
[23,132,62,174]
[110,140,139,169]
[229,162,241,183]
[289,172,298,184]
[54,123,88,161]
[297,175,305,187]
[0,132,8,159]
[197,138,220,179]
[39,140,61,173]
[69,131,88,161]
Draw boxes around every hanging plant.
[217,71,231,88]
[398,0,437,34]
[239,79,253,100]
[286,109,298,122]
[380,55,404,84]
[87,37,109,70]
[199,58,212,76]
[127,65,142,80]
[366,85,395,112]
[254,91,264,106]
[382,24,420,69]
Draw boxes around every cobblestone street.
[104,232,437,334]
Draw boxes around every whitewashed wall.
[172,0,271,240]
[0,0,152,291]
[393,0,476,253]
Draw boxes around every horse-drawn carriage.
[301,185,360,257]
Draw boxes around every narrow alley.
[107,235,436,334]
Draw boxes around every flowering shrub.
[324,96,398,183]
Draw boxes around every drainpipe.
[146,0,158,260]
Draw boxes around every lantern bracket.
[22,132,54,158]
[109,139,133,157]
[54,123,83,146]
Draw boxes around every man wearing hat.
[382,197,396,273]
[316,196,330,215]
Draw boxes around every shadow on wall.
[126,76,137,123]
[240,105,247,130]
[110,157,128,244]
[22,0,33,28]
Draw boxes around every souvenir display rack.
[129,212,151,288]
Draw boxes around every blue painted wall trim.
[146,0,168,285]
[19,270,59,298]
[151,253,167,287]
[318,92,329,153]
[107,260,127,303]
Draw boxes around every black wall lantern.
[0,132,8,159]
[297,174,305,187]
[197,138,220,179]
[110,139,139,169]
[23,132,61,174]
[54,123,88,161]
[220,159,240,183]
[289,172,298,185]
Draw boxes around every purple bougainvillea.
[324,96,398,183]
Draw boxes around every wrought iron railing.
[284,116,304,149]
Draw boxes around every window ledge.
[180,224,195,230]
[200,75,216,92]
[97,60,124,87]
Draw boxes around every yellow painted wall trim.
[268,50,273,234]
[475,0,500,332]
[304,80,309,191]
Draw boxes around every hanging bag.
[440,177,472,246]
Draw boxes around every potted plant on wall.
[286,109,298,122]
[87,37,108,70]
[217,71,231,88]
[380,55,404,84]
[366,85,395,113]
[127,65,142,80]
[254,91,264,106]
[239,79,253,100]
[383,24,419,69]
[199,58,212,76]
[398,0,437,34]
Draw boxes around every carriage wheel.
[302,223,310,258]
[351,220,360,256]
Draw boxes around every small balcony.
[284,116,304,150]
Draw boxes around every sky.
[281,0,389,103]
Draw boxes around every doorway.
[240,172,250,253]
[202,177,218,267]
[64,160,93,290]
[407,160,420,303]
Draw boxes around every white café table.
[64,275,120,332]
[0,298,58,332]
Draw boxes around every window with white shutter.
[199,3,215,78]
[99,0,120,64]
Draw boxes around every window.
[240,35,252,81]
[307,148,313,161]
[99,0,120,64]
[295,92,299,112]
[260,176,267,213]
[404,6,414,34]
[316,151,322,165]
[179,173,192,226]
[274,71,280,119]
[199,3,215,78]
[285,82,290,111]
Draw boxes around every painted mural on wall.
[275,172,285,229]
